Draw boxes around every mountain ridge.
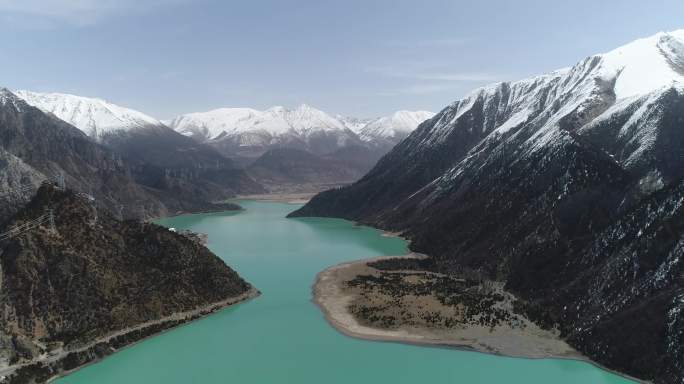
[13,89,265,209]
[168,104,433,189]
[14,90,164,141]
[169,104,433,154]
[290,29,684,384]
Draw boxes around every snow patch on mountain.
[169,104,434,157]
[170,104,351,143]
[422,30,684,153]
[358,111,434,142]
[338,116,373,133]
[169,107,263,140]
[15,90,164,141]
[598,30,684,99]
[0,88,24,112]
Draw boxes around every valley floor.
[233,192,315,204]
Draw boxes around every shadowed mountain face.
[13,90,265,210]
[290,31,684,383]
[100,126,264,203]
[0,185,253,372]
[0,89,169,221]
[246,147,368,192]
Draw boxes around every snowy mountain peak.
[285,104,348,133]
[595,30,684,99]
[357,110,435,142]
[423,29,684,152]
[338,115,373,133]
[447,29,684,122]
[170,104,349,143]
[0,88,16,105]
[14,90,164,141]
[0,88,28,112]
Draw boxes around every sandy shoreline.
[312,253,648,384]
[1,288,260,383]
[46,288,259,383]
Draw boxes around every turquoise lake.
[57,201,636,384]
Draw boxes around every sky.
[0,0,683,119]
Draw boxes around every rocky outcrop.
[0,184,254,379]
[0,89,246,222]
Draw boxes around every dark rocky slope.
[0,184,254,380]
[555,180,684,383]
[246,147,368,191]
[0,89,244,222]
[96,125,264,204]
[0,89,164,221]
[291,32,684,383]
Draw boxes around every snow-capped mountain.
[407,29,684,185]
[14,90,165,141]
[169,104,349,142]
[13,89,263,204]
[337,115,373,133]
[0,88,171,221]
[168,104,433,188]
[170,104,434,159]
[292,30,684,384]
[169,104,362,157]
[356,110,434,144]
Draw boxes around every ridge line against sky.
[0,0,683,119]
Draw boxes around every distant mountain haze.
[166,104,434,190]
[15,90,432,193]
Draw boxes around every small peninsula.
[0,184,258,383]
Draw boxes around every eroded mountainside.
[15,90,264,208]
[0,88,166,221]
[0,184,254,382]
[0,88,250,223]
[291,30,684,383]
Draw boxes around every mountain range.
[168,105,433,157]
[13,90,431,194]
[291,30,684,383]
[14,90,264,206]
[167,105,433,189]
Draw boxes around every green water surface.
[57,201,636,384]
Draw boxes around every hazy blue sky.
[1,0,683,118]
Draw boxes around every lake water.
[56,201,636,384]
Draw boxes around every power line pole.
[47,209,56,234]
[88,188,98,226]
[54,172,65,190]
